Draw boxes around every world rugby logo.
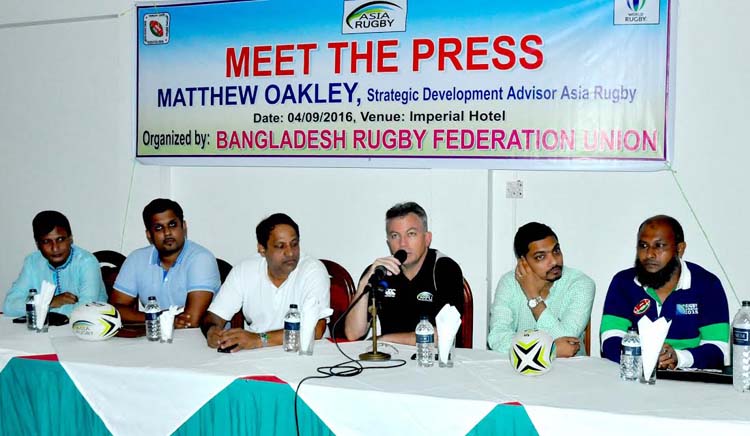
[509,329,554,376]
[627,0,646,12]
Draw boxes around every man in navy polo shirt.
[600,215,730,369]
[110,199,220,329]
[344,202,464,346]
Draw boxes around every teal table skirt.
[0,357,537,436]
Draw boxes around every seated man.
[4,210,106,316]
[109,199,220,328]
[344,202,464,346]
[601,215,730,369]
[201,213,330,351]
[488,222,595,357]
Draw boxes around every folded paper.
[436,304,461,365]
[159,306,184,341]
[300,305,333,354]
[35,280,56,330]
[637,316,671,381]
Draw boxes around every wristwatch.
[527,296,544,308]
[257,332,269,347]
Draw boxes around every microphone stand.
[358,282,391,361]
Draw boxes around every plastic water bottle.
[283,304,301,352]
[415,316,435,367]
[732,300,750,393]
[620,327,642,381]
[26,289,38,331]
[145,296,161,342]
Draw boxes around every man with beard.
[110,199,221,328]
[201,213,329,351]
[600,215,730,369]
[488,222,595,357]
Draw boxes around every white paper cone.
[638,316,671,380]
[36,281,56,330]
[436,304,462,364]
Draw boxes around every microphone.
[359,249,407,363]
[369,250,408,285]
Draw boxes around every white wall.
[1,1,748,353]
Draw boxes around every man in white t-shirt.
[201,213,330,351]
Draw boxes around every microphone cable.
[293,282,406,436]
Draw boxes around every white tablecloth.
[0,317,65,372]
[2,319,748,436]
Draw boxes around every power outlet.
[506,180,523,199]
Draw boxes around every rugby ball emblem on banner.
[509,329,554,375]
[71,302,122,341]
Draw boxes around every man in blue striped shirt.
[600,215,730,369]
[4,211,106,317]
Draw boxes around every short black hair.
[638,215,684,244]
[256,213,299,248]
[385,201,428,231]
[142,198,184,229]
[513,222,557,258]
[32,210,72,241]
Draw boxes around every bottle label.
[145,312,159,322]
[622,345,641,356]
[416,334,434,344]
[733,328,750,346]
[284,321,300,331]
[26,303,34,312]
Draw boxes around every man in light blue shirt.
[4,211,106,317]
[110,199,220,329]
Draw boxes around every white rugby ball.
[509,329,554,376]
[70,302,122,341]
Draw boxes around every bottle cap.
[148,296,156,301]
[743,301,750,307]
[290,304,298,309]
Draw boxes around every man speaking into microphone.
[344,202,465,346]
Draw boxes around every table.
[1,317,748,435]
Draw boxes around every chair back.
[93,250,126,298]
[584,321,592,356]
[459,278,473,348]
[216,258,244,329]
[320,259,355,339]
[216,258,233,284]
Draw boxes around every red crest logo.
[633,298,651,315]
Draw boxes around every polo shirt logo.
[416,291,433,302]
[633,298,650,315]
[676,303,698,315]
[384,288,396,298]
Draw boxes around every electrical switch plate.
[506,180,523,199]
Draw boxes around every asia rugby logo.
[343,0,407,34]
[144,12,170,45]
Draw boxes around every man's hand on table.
[209,327,261,352]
